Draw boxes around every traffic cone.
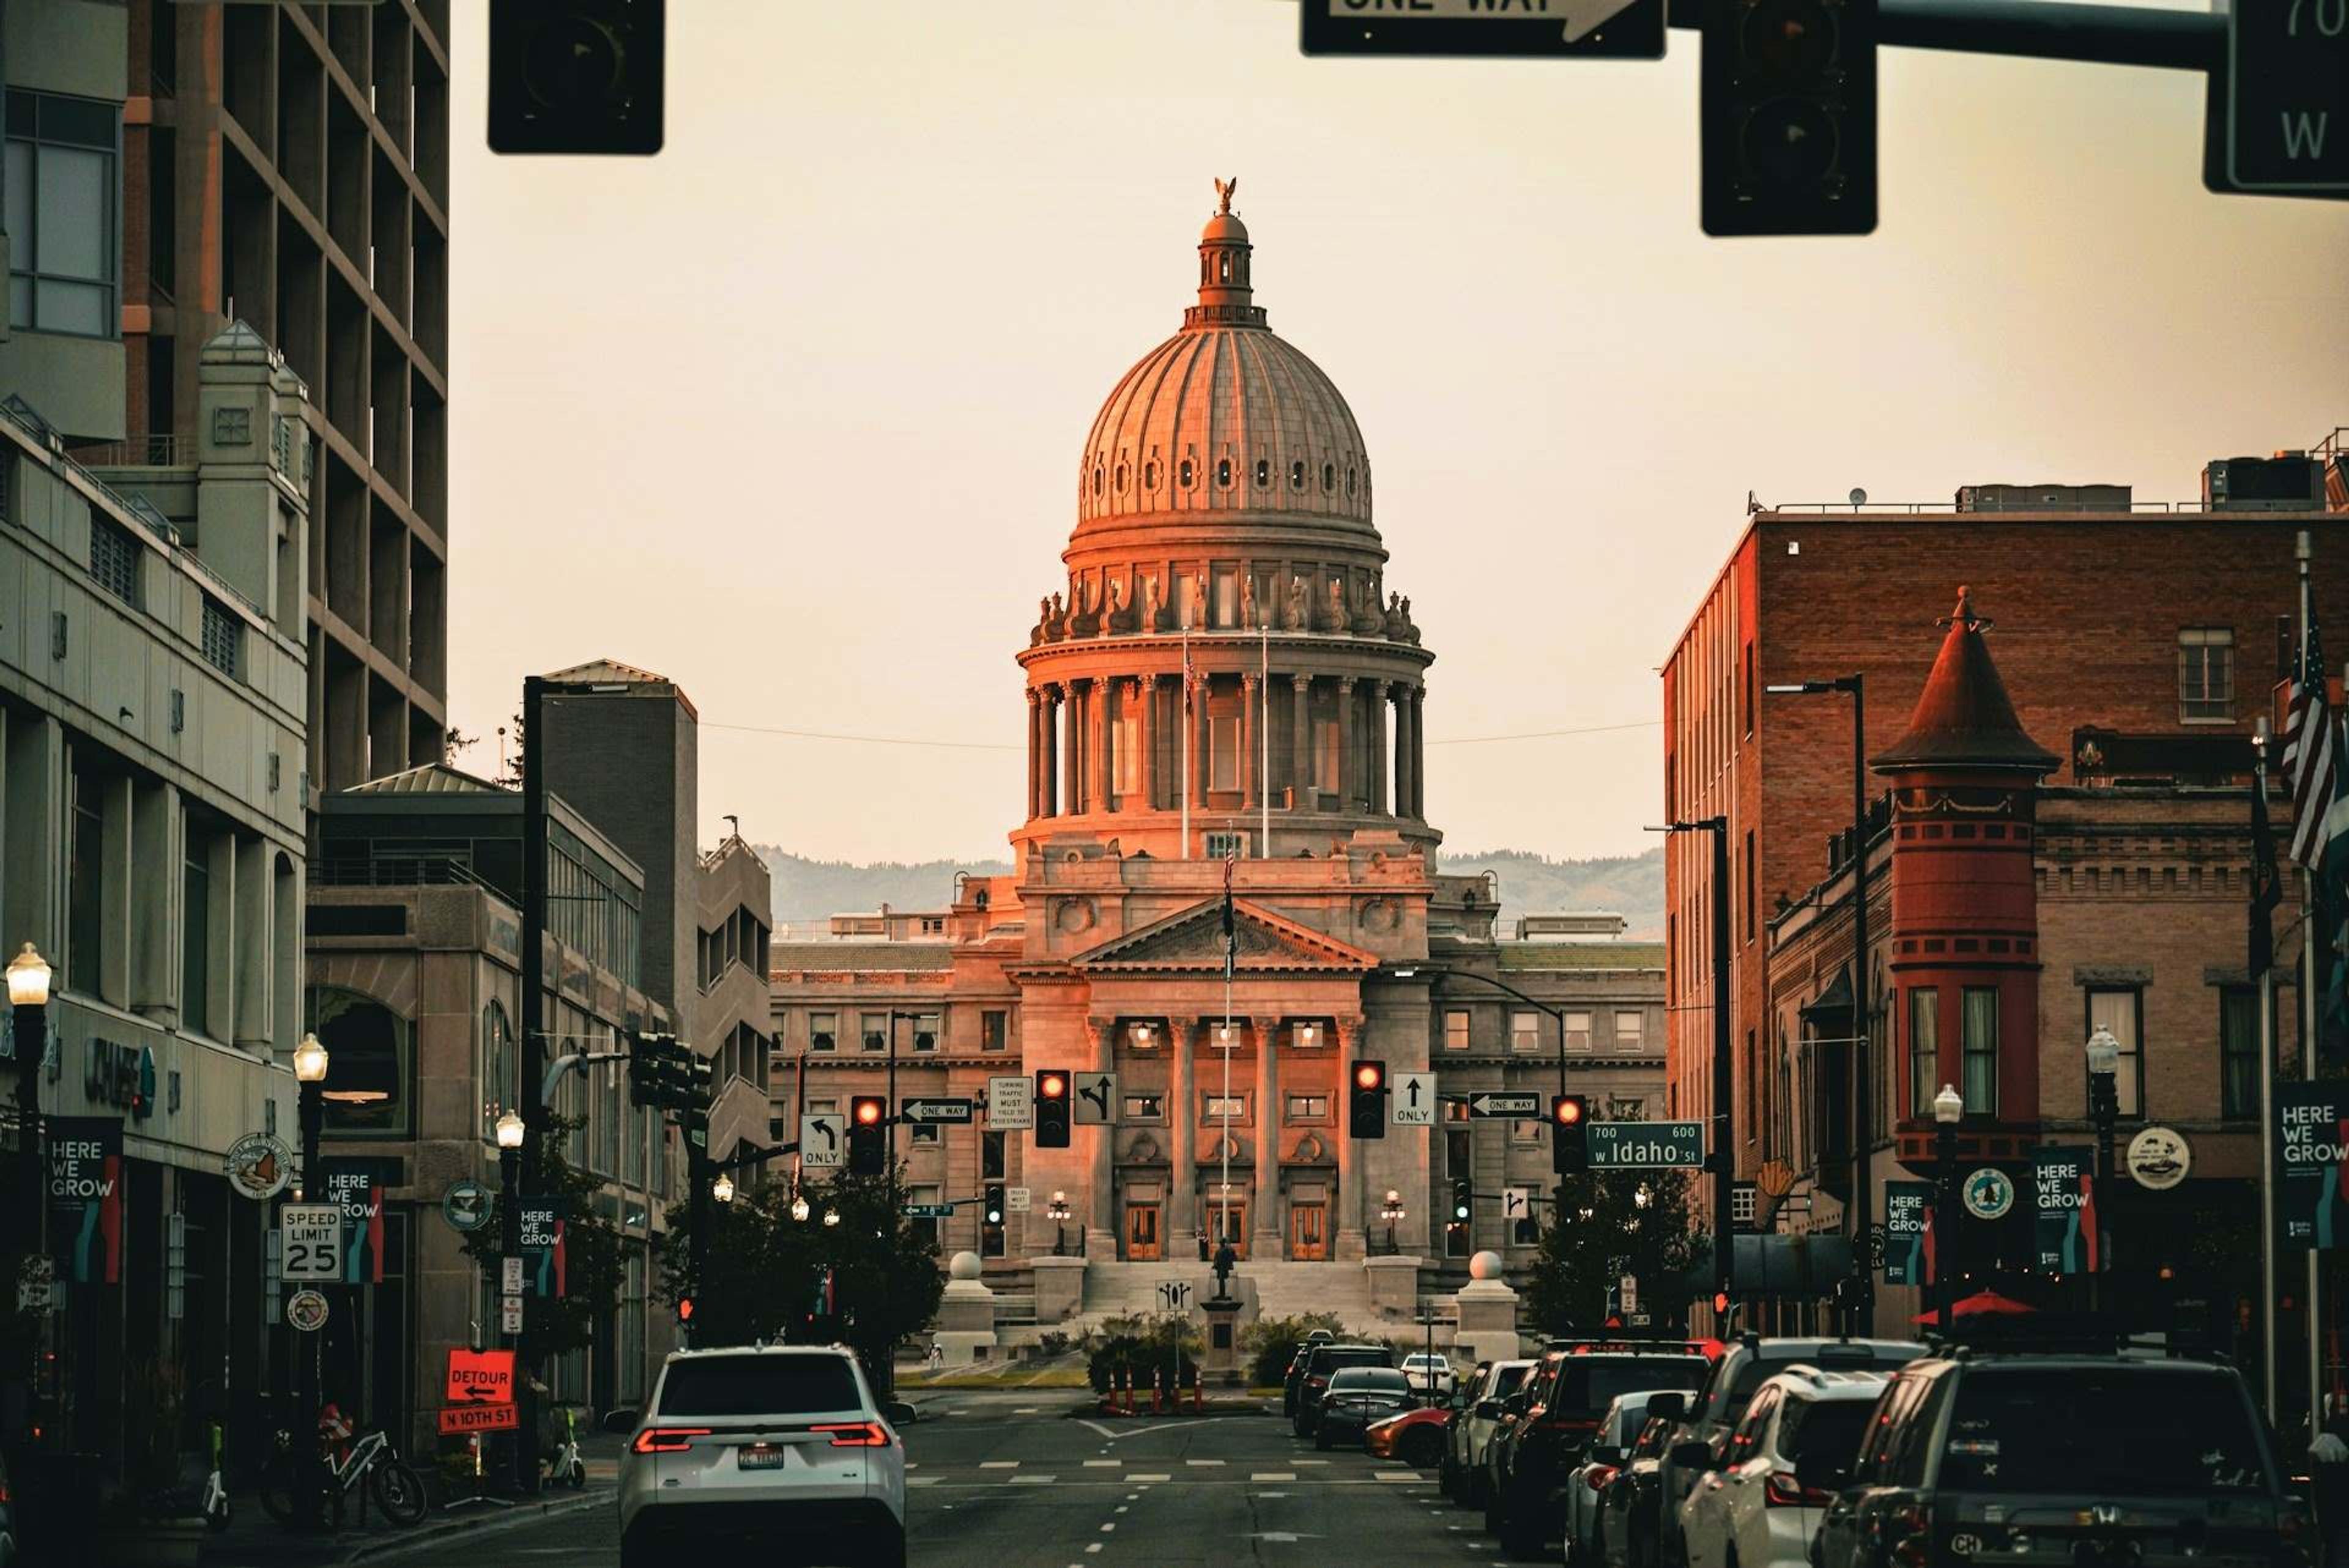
[1152,1369,1163,1413]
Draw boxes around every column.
[1390,684,1412,822]
[1240,673,1261,812]
[1135,677,1156,810]
[1370,681,1390,815]
[1253,1016,1282,1255]
[1411,686,1427,818]
[1092,679,1113,812]
[234,836,270,1048]
[1042,685,1061,816]
[130,778,179,1019]
[1087,1018,1118,1257]
[1026,689,1044,819]
[1290,674,1313,810]
[1334,1015,1368,1259]
[1335,678,1357,813]
[1193,675,1212,808]
[1061,682,1082,817]
[1168,1018,1198,1254]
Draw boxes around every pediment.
[1071,898,1378,974]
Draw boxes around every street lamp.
[1296,1022,1319,1049]
[823,1207,841,1227]
[1932,1083,1964,1336]
[292,1031,330,1526]
[712,1172,736,1205]
[790,1193,811,1224]
[1047,1190,1072,1256]
[1381,1189,1406,1256]
[492,1104,526,1484]
[2085,1026,2121,1312]
[9,943,53,1262]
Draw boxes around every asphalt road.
[365,1391,1520,1568]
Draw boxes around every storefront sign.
[47,1117,123,1285]
[2277,1083,2349,1248]
[1962,1167,2015,1222]
[225,1134,294,1201]
[437,1402,518,1435]
[441,1178,493,1232]
[2032,1146,2098,1275]
[519,1197,567,1298]
[285,1289,330,1333]
[2127,1125,2192,1191]
[321,1161,386,1284]
[83,1040,155,1120]
[445,1347,516,1405]
[1883,1182,1931,1285]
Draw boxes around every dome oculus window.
[1116,462,1128,492]
[1253,459,1270,487]
[1217,457,1233,488]
[1323,463,1336,493]
[1093,465,1104,495]
[1290,460,1305,490]
[1145,461,1159,489]
[1181,458,1195,487]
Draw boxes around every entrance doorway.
[1290,1202,1327,1261]
[1205,1201,1248,1260]
[1126,1204,1162,1260]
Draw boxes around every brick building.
[1663,474,2348,1248]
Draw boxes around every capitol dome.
[1074,184,1373,539]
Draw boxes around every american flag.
[2288,603,2336,869]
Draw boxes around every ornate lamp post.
[1047,1191,1072,1256]
[292,1033,331,1524]
[1381,1189,1406,1256]
[711,1171,736,1205]
[2084,1026,2121,1312]
[790,1193,811,1224]
[1932,1084,1964,1335]
[494,1108,525,1485]
[9,944,53,1263]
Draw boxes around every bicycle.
[257,1405,429,1530]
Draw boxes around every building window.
[1614,1096,1647,1122]
[1961,988,1999,1115]
[2178,627,2235,723]
[1214,568,1238,625]
[910,1122,939,1144]
[1204,1093,1247,1123]
[1123,1093,1165,1122]
[1907,988,1938,1117]
[1116,711,1141,795]
[199,595,242,676]
[860,1011,886,1052]
[982,1010,1007,1051]
[1285,1094,1329,1122]
[1564,1011,1592,1052]
[1204,830,1247,860]
[482,1002,513,1133]
[1613,1010,1645,1051]
[1209,716,1239,791]
[306,984,409,1136]
[1442,1009,1470,1052]
[1510,1010,1541,1054]
[2221,986,2258,1120]
[982,1130,1006,1180]
[913,1013,940,1052]
[809,1011,837,1052]
[181,838,209,1032]
[90,517,140,604]
[909,1183,941,1246]
[66,766,104,995]
[2087,988,2143,1118]
[1443,1098,1471,1122]
[5,91,119,338]
[1743,829,1757,942]
[1510,1119,1542,1144]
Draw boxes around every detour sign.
[445,1347,516,1405]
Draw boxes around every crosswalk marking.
[909,1476,940,1487]
[1374,1470,1425,1482]
[1011,1474,1056,1485]
[1127,1472,1171,1481]
[1083,1459,1119,1468]
[1251,1471,1297,1482]
[1186,1459,1225,1466]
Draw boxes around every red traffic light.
[1038,1073,1067,1100]
[1554,1096,1586,1126]
[677,1296,695,1322]
[1712,1291,1732,1315]
[852,1097,885,1127]
[1353,1062,1385,1092]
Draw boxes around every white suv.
[1677,1366,1887,1568]
[617,1344,908,1568]
[1403,1353,1457,1396]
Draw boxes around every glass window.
[982,1010,1007,1051]
[1511,1010,1541,1053]
[2088,988,2143,1117]
[860,1011,886,1051]
[1565,1011,1592,1052]
[1204,1093,1247,1122]
[1909,988,1939,1116]
[1315,717,1340,793]
[2221,986,2258,1120]
[2178,627,2235,722]
[1961,988,1998,1114]
[306,985,409,1135]
[1116,711,1141,794]
[914,1013,940,1052]
[181,840,209,1032]
[1285,1094,1329,1121]
[1614,1010,1645,1049]
[90,517,140,604]
[656,1354,862,1417]
[199,595,242,676]
[1511,1119,1542,1144]
[910,1122,938,1144]
[1209,716,1239,791]
[1442,1009,1470,1052]
[5,92,119,338]
[810,1011,836,1052]
[1938,1367,2266,1495]
[1123,1093,1165,1121]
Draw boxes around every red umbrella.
[1912,1289,2036,1323]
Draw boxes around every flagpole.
[2257,725,2282,1420]
[1220,857,1235,1256]
[2304,536,2326,1441]
[1260,621,1271,856]
[1181,629,1192,859]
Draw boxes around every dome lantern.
[1188,176,1266,330]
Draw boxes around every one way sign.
[1469,1092,1543,1120]
[800,1114,845,1170]
[1073,1073,1116,1126]
[1391,1072,1435,1126]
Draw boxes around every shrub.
[1080,1314,1203,1394]
[1239,1312,1347,1390]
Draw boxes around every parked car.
[1597,1405,1687,1568]
[1366,1404,1453,1469]
[616,1342,913,1568]
[1317,1366,1417,1449]
[1282,1330,1341,1418]
[1292,1344,1397,1437]
[1444,1358,1536,1507]
[1808,1345,2303,1568]
[1675,1366,1887,1568]
[1565,1391,1688,1568]
[1403,1352,1458,1397]
[1484,1341,1712,1560]
[1655,1337,1924,1568]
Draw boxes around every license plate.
[737,1443,787,1470]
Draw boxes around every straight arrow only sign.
[1392,1072,1436,1126]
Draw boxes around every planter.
[94,1517,208,1568]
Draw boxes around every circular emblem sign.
[286,1289,330,1333]
[225,1133,294,1201]
[441,1178,494,1233]
[1962,1167,2016,1221]
[2126,1125,2193,1191]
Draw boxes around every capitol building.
[766,186,1664,1321]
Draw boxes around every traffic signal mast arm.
[540,1048,629,1111]
[1667,0,2216,68]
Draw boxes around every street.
[366,1394,1497,1568]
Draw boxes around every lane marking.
[1082,1459,1119,1468]
[1077,1419,1119,1440]
[1252,1471,1297,1482]
[1295,1459,1331,1465]
[1014,1407,1042,1414]
[1115,1505,1130,1514]
[1128,1472,1171,1481]
[1374,1470,1423,1482]
[1086,1545,1104,1556]
[1010,1474,1056,1485]
[1100,1522,1117,1533]
[908,1476,941,1487]
[980,1460,1020,1469]
[1186,1458,1225,1466]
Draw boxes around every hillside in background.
[753,842,1663,937]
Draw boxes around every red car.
[1365,1405,1451,1469]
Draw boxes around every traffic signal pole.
[1667,0,2217,69]
[517,674,547,1493]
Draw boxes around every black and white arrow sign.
[900,1098,974,1124]
[1074,1073,1116,1126]
[1392,1072,1436,1126]
[1469,1092,1543,1120]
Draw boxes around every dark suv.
[1293,1344,1396,1437]
[1483,1341,1713,1560]
[1808,1347,2305,1568]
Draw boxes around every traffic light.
[1700,0,1876,235]
[685,1051,713,1103]
[628,1030,660,1101]
[848,1095,888,1176]
[982,1184,1007,1227]
[1551,1095,1589,1174]
[1035,1068,1071,1149]
[1450,1178,1472,1224]
[1348,1060,1387,1139]
[677,1295,694,1326]
[682,1098,710,1152]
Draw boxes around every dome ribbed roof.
[1074,187,1373,536]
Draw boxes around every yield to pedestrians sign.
[800,1114,846,1170]
[1074,1073,1116,1125]
[987,1075,1034,1130]
[1391,1072,1435,1126]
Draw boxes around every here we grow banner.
[2279,1082,2349,1249]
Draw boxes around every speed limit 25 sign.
[280,1204,344,1281]
[2230,0,2349,191]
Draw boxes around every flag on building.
[2286,602,2334,868]
[2252,768,2284,978]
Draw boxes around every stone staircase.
[1064,1257,1397,1337]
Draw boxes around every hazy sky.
[444,1,2348,865]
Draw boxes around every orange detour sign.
[445,1347,516,1405]
[438,1403,519,1435]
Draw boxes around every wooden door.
[1290,1202,1327,1261]
[1208,1202,1249,1260]
[1126,1204,1162,1261]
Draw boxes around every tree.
[1521,1169,1709,1336]
[461,1114,625,1360]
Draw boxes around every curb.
[335,1487,610,1564]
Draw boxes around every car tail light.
[1764,1471,1831,1507]
[1306,1375,1328,1390]
[631,1426,711,1454]
[1586,1465,1619,1490]
[812,1421,892,1447]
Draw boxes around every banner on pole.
[1882,1181,1931,1285]
[321,1160,388,1284]
[2277,1082,2349,1248]
[47,1117,124,1285]
[519,1197,568,1296]
[2031,1147,2098,1274]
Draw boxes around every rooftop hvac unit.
[1954,483,2132,512]
[2203,454,2326,511]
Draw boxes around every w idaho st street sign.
[2228,0,2349,192]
